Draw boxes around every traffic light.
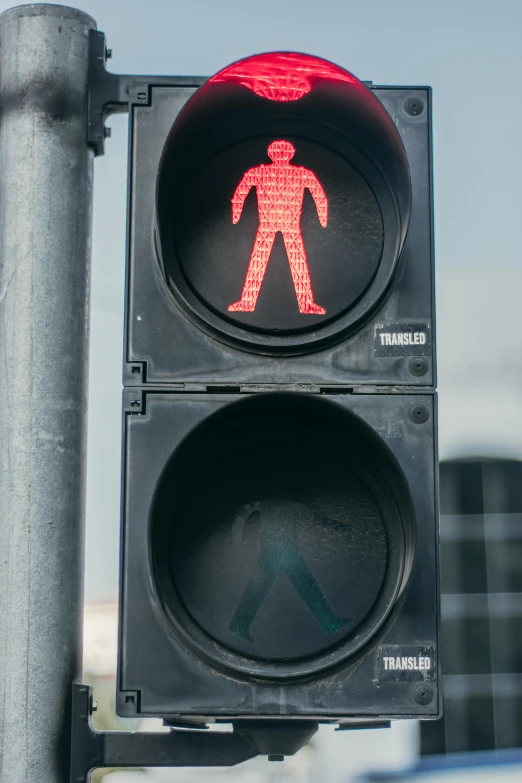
[118,52,439,727]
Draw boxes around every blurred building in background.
[422,458,522,754]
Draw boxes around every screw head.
[404,97,424,117]
[408,357,428,377]
[412,683,433,705]
[409,404,429,424]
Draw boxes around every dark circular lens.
[151,394,412,679]
[156,53,411,352]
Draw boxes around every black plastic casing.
[123,83,435,390]
[117,80,439,724]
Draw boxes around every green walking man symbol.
[229,500,352,642]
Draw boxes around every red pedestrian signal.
[156,51,411,346]
[228,140,327,315]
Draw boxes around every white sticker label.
[383,655,431,671]
[377,645,436,681]
[379,332,427,347]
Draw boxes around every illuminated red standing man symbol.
[228,140,328,315]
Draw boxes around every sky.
[2,0,521,601]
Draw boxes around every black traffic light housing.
[125,61,434,387]
[119,390,437,721]
[118,52,439,726]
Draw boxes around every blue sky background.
[2,0,521,602]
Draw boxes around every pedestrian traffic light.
[118,52,439,729]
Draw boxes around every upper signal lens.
[157,52,411,351]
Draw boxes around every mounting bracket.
[87,30,203,155]
[70,683,318,781]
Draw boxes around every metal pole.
[0,5,96,781]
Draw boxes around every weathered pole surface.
[0,4,96,781]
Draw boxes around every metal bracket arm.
[87,30,203,155]
[70,684,318,780]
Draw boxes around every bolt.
[105,47,112,60]
[408,357,428,377]
[404,97,424,117]
[409,404,429,424]
[104,126,112,139]
[412,683,433,705]
[268,755,285,762]
[91,699,98,713]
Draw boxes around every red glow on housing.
[209,52,357,102]
[228,140,327,315]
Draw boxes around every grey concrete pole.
[0,5,96,781]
